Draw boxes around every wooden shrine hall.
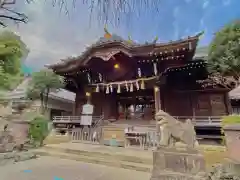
[48,30,230,132]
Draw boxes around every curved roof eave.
[47,32,203,73]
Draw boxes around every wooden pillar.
[224,93,232,115]
[73,93,78,115]
[154,86,161,146]
[154,86,161,113]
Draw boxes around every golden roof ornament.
[104,25,112,39]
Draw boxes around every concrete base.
[225,158,240,176]
[150,147,206,180]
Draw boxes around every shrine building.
[47,29,231,138]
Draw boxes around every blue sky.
[7,0,240,70]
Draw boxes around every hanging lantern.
[130,83,133,92]
[106,85,109,94]
[189,41,192,50]
[87,73,91,83]
[110,84,113,93]
[95,85,99,92]
[141,81,145,90]
[153,63,158,75]
[136,81,140,90]
[117,84,121,93]
[98,73,102,82]
[137,68,142,78]
[125,81,129,91]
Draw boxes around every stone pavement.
[0,157,151,180]
[45,142,152,158]
[44,142,225,157]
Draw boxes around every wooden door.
[195,94,211,116]
[210,94,227,116]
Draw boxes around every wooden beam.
[154,86,161,113]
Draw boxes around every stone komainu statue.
[155,110,199,148]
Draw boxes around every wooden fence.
[71,126,102,143]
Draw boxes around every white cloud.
[200,18,204,28]
[184,28,190,35]
[8,1,125,70]
[222,0,231,6]
[173,21,179,40]
[185,0,192,3]
[202,0,210,9]
[173,7,179,18]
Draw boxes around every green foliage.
[0,30,28,90]
[207,20,240,77]
[221,115,240,125]
[29,69,64,94]
[0,92,8,106]
[26,69,65,113]
[28,115,49,146]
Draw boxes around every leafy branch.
[26,69,65,114]
[0,0,162,27]
[0,0,29,27]
[199,20,240,90]
[197,73,238,90]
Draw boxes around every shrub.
[221,115,240,125]
[221,115,240,145]
[28,115,49,147]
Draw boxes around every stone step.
[44,135,70,144]
[41,145,153,165]
[35,149,152,173]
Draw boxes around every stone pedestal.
[9,120,30,144]
[150,147,206,180]
[225,158,240,176]
[223,125,240,162]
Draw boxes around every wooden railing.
[71,127,102,143]
[53,115,222,127]
[53,115,104,125]
[173,116,222,126]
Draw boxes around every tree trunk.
[40,92,44,114]
[44,88,50,115]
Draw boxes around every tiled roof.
[6,77,75,102]
[229,86,240,99]
[47,32,204,72]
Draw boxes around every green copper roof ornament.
[127,34,133,44]
[153,36,158,44]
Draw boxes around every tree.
[0,30,28,90]
[26,69,65,114]
[199,20,240,89]
[0,0,28,27]
[1,0,161,27]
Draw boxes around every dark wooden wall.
[74,87,230,118]
[74,91,118,119]
[162,89,230,117]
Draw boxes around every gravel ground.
[0,157,151,180]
